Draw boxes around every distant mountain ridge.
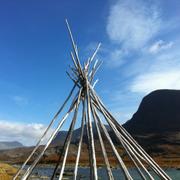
[51,123,111,145]
[0,141,24,150]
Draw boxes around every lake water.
[29,166,180,180]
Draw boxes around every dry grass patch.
[0,162,18,180]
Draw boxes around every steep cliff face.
[123,90,180,134]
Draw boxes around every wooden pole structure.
[21,93,79,180]
[57,89,82,180]
[85,79,98,180]
[50,89,82,179]
[90,102,114,180]
[73,99,86,180]
[92,105,133,180]
[91,94,153,180]
[15,19,172,180]
[90,87,171,180]
[13,83,77,180]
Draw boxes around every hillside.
[123,90,180,167]
[123,89,180,134]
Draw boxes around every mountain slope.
[123,89,180,161]
[123,89,180,134]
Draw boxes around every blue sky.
[0,0,180,145]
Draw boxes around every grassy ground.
[0,162,17,180]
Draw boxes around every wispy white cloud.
[149,40,173,54]
[107,0,161,50]
[106,49,127,67]
[130,70,180,94]
[0,120,53,146]
[129,40,180,94]
[102,0,180,123]
[104,0,163,68]
[104,39,180,121]
[12,96,29,106]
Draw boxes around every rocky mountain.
[123,89,180,134]
[0,141,24,150]
[123,89,180,164]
